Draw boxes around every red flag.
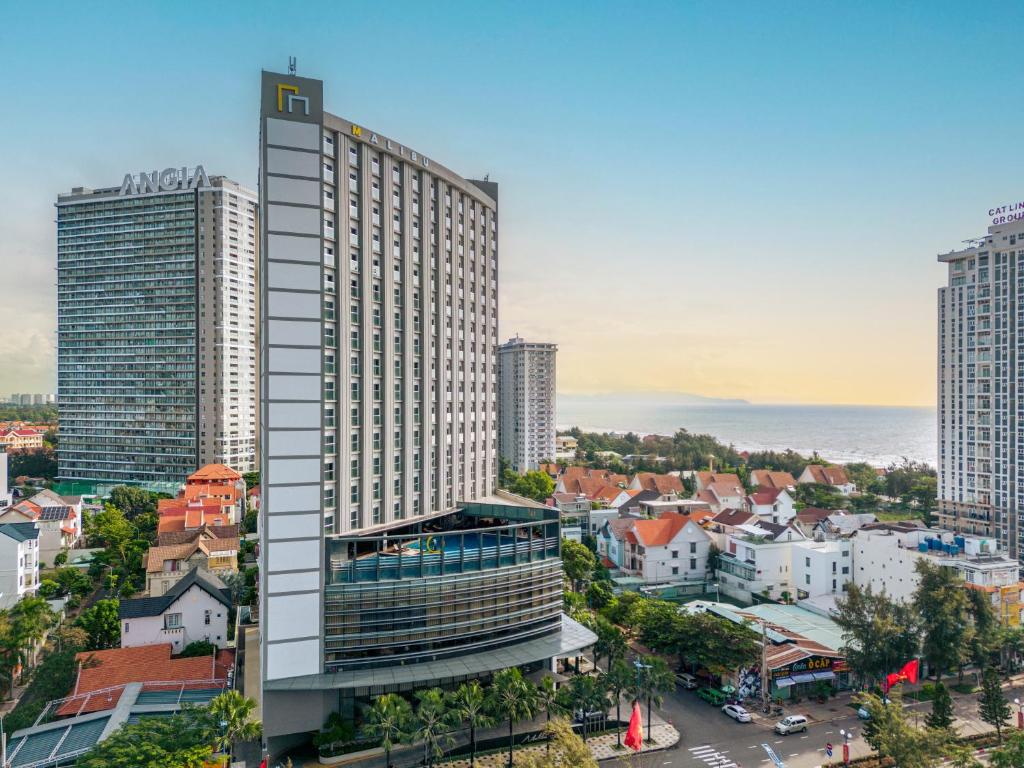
[624,701,643,751]
[899,659,919,685]
[883,672,901,692]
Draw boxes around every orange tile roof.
[145,536,239,573]
[750,470,797,489]
[183,483,240,505]
[804,465,851,486]
[633,473,684,494]
[187,463,242,483]
[59,644,233,715]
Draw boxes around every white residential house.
[851,524,1018,608]
[792,539,853,600]
[745,488,796,524]
[0,523,40,609]
[621,512,712,583]
[716,522,805,603]
[119,569,233,652]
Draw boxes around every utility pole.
[761,620,770,712]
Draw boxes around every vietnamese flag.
[624,701,643,751]
[899,659,919,685]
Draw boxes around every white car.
[722,704,752,723]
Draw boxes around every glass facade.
[323,518,563,670]
[57,192,200,484]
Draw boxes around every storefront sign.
[771,655,834,680]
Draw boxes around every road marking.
[747,745,758,749]
[774,740,783,744]
[690,746,714,753]
[800,735,808,739]
[825,731,833,734]
[789,754,799,757]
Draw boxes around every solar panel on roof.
[37,506,72,521]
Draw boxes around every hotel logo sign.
[989,202,1024,226]
[350,124,430,168]
[276,83,309,116]
[119,166,210,196]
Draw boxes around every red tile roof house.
[749,470,798,491]
[56,644,233,716]
[620,511,714,584]
[744,487,797,524]
[798,465,857,495]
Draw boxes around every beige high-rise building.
[937,205,1024,558]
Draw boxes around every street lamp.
[839,729,852,767]
[711,582,720,602]
[1015,698,1023,730]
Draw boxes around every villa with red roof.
[745,486,796,524]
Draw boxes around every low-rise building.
[799,465,856,495]
[0,450,11,511]
[0,522,40,609]
[554,436,578,461]
[629,472,685,495]
[792,539,853,601]
[745,487,796,524]
[716,523,805,603]
[851,524,1024,623]
[119,569,233,651]
[0,428,46,451]
[749,470,798,491]
[144,536,239,597]
[619,511,713,583]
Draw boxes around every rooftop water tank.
[918,541,929,553]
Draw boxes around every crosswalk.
[689,744,738,768]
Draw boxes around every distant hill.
[557,391,749,407]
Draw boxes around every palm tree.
[362,693,414,768]
[558,674,611,741]
[413,688,456,768]
[630,656,674,744]
[8,597,55,669]
[489,668,537,768]
[535,675,567,757]
[604,660,633,749]
[208,690,262,756]
[451,681,494,768]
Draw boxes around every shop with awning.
[767,646,849,700]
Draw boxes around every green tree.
[966,587,1000,669]
[516,717,598,768]
[7,596,56,669]
[76,599,121,649]
[835,583,920,687]
[451,680,494,768]
[75,710,216,768]
[604,659,633,749]
[630,656,674,744]
[557,673,611,742]
[361,693,413,768]
[856,690,947,768]
[489,667,537,768]
[586,580,613,610]
[208,690,261,755]
[534,674,568,758]
[707,542,721,572]
[914,559,973,681]
[990,730,1024,768]
[979,666,1011,744]
[412,688,456,768]
[108,485,158,520]
[925,681,955,732]
[86,505,137,562]
[504,470,556,502]
[179,640,217,658]
[561,539,597,592]
[592,615,626,672]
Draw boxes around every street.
[643,679,1024,768]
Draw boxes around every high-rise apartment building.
[498,336,557,472]
[937,207,1024,559]
[56,171,258,489]
[257,71,592,754]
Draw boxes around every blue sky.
[2,1,1022,405]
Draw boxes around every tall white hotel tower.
[257,71,593,754]
[498,337,557,472]
[937,204,1024,559]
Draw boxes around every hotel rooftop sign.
[119,166,209,196]
[988,202,1024,226]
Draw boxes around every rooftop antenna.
[288,56,297,75]
[483,173,490,182]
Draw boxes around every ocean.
[556,398,936,468]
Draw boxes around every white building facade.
[498,337,556,473]
[937,211,1024,559]
[120,572,232,652]
[0,523,39,610]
